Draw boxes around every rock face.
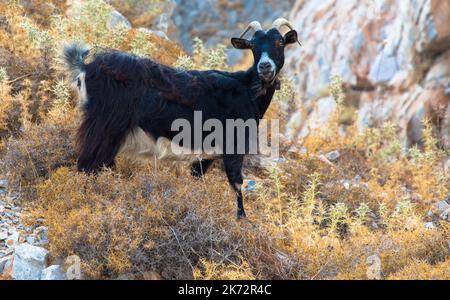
[284,0,450,147]
[171,0,296,65]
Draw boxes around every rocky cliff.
[171,0,296,65]
[284,0,450,149]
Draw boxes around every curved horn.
[272,18,302,46]
[239,21,263,39]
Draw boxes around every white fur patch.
[257,52,276,73]
[71,72,88,105]
[119,127,219,162]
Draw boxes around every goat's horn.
[272,18,302,46]
[239,21,263,39]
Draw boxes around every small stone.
[143,271,162,280]
[431,200,450,215]
[26,235,36,245]
[40,265,67,280]
[437,201,450,211]
[0,179,7,188]
[7,227,16,235]
[116,273,134,280]
[5,231,19,249]
[325,150,340,161]
[0,230,8,241]
[12,243,49,280]
[341,180,351,190]
[11,207,21,212]
[424,222,435,229]
[440,207,450,221]
[0,255,13,276]
[34,226,48,245]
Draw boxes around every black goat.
[64,18,300,218]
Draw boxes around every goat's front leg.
[223,155,246,219]
[190,159,215,178]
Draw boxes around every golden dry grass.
[0,0,449,280]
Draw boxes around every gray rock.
[0,230,8,241]
[34,226,48,245]
[40,265,67,280]
[11,243,49,280]
[341,180,351,190]
[424,222,435,229]
[108,10,131,30]
[26,235,36,245]
[0,255,13,275]
[5,231,19,249]
[436,201,450,212]
[137,28,168,40]
[154,13,170,33]
[440,207,450,221]
[325,150,341,161]
[0,179,7,188]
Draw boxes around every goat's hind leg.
[223,155,246,219]
[77,138,122,174]
[191,159,215,178]
[76,120,129,174]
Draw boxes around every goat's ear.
[283,30,299,45]
[231,38,253,50]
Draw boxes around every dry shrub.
[111,0,169,28]
[32,166,245,279]
[1,107,78,199]
[387,259,450,280]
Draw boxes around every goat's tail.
[63,43,89,80]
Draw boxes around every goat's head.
[231,18,300,83]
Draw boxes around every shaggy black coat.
[64,45,279,218]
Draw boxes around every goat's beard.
[251,76,281,99]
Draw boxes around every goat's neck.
[247,67,279,119]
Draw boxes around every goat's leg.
[77,140,122,173]
[77,143,121,173]
[190,159,215,178]
[223,155,246,219]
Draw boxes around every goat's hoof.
[191,172,204,179]
[236,211,247,220]
[190,166,204,179]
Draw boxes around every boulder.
[108,10,131,30]
[11,243,49,280]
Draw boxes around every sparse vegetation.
[0,0,449,280]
